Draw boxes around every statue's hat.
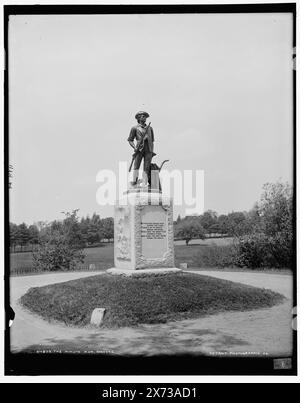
[135,111,150,119]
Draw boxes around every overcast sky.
[9,12,293,225]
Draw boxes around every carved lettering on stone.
[141,205,168,259]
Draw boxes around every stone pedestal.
[108,190,179,274]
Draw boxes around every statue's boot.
[130,169,139,186]
[141,171,149,187]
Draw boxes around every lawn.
[20,272,285,328]
[10,238,234,274]
[10,243,115,274]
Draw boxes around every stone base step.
[106,267,182,278]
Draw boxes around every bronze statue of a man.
[128,111,155,187]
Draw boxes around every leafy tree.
[9,223,19,252]
[226,212,247,236]
[18,223,30,251]
[85,213,101,244]
[78,214,114,244]
[236,182,293,269]
[217,214,229,235]
[79,216,90,246]
[199,210,218,235]
[101,217,114,241]
[209,223,221,234]
[175,218,206,245]
[28,225,39,246]
[258,182,292,236]
[34,221,48,232]
[62,209,86,248]
[33,210,85,271]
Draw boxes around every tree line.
[174,209,261,245]
[10,213,114,253]
[10,208,254,252]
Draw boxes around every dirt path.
[9,270,294,356]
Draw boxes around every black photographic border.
[4,2,297,376]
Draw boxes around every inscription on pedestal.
[141,222,166,240]
[141,205,168,259]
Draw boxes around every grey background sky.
[9,13,293,224]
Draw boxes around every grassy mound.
[20,273,285,328]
